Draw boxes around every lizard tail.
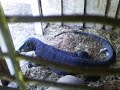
[54,31,116,66]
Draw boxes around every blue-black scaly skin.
[18,31,116,74]
[54,31,116,66]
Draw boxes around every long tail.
[54,31,116,66]
[18,31,116,67]
[17,32,116,75]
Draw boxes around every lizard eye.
[18,43,30,52]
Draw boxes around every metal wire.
[0,52,120,76]
[0,1,120,90]
[0,3,26,90]
[0,73,95,90]
[6,15,120,28]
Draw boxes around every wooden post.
[30,0,43,35]
[63,0,84,28]
[85,0,107,29]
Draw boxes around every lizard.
[17,31,116,76]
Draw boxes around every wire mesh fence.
[0,0,120,90]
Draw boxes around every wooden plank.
[30,0,43,35]
[112,0,120,29]
[102,0,111,29]
[41,0,61,26]
[86,0,107,29]
[63,0,84,28]
[105,0,120,30]
[41,0,61,16]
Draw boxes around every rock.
[47,75,84,90]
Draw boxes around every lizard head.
[17,39,36,53]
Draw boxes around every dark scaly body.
[18,31,116,75]
[54,31,116,66]
[18,38,89,65]
[54,31,116,82]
